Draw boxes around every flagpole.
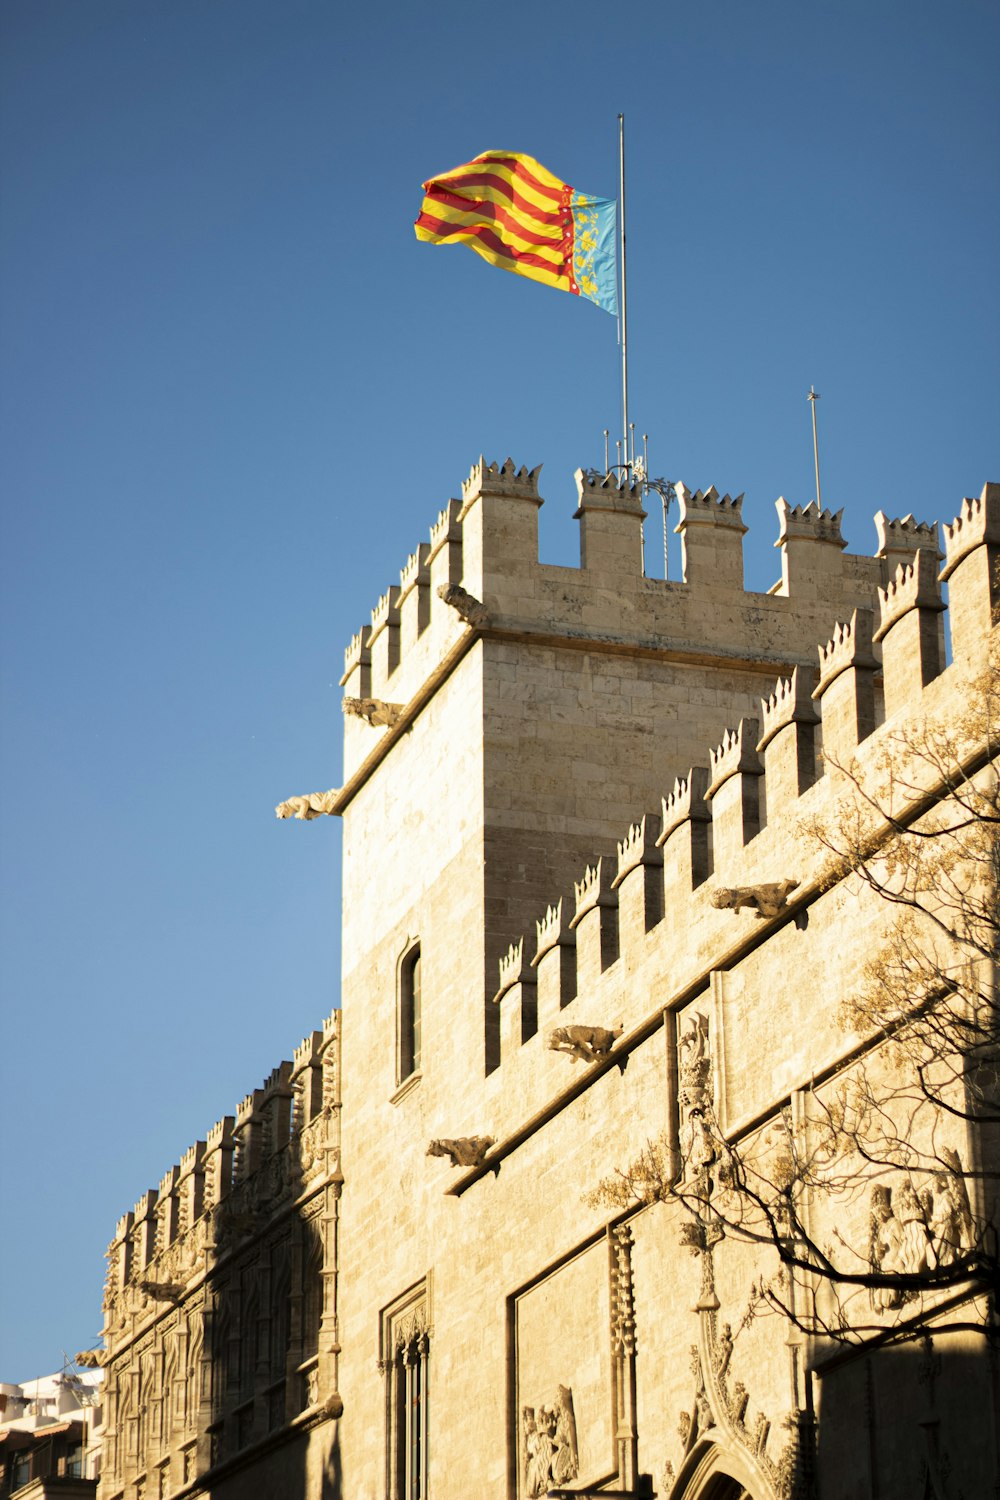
[618,113,629,474]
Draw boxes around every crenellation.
[233,1088,266,1181]
[156,1165,180,1251]
[203,1115,235,1210]
[674,484,747,587]
[495,936,537,1054]
[260,1059,294,1154]
[532,898,577,1021]
[132,1188,159,1271]
[399,541,431,649]
[774,497,847,595]
[657,767,712,901]
[291,1030,326,1129]
[613,812,664,941]
[460,455,542,508]
[813,608,879,768]
[707,719,765,870]
[570,857,619,986]
[573,467,646,576]
[340,626,371,696]
[317,1007,341,1113]
[427,497,464,604]
[368,585,402,686]
[874,510,940,574]
[758,667,819,804]
[875,549,946,717]
[940,482,1000,660]
[177,1141,206,1229]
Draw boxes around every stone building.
[97,461,999,1500]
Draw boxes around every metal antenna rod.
[618,113,629,475]
[808,386,822,505]
[604,428,610,475]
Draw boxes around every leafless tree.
[588,647,999,1345]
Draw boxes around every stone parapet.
[674,485,746,587]
[707,719,764,871]
[758,667,819,804]
[940,482,1000,660]
[574,468,646,577]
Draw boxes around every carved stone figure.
[522,1386,578,1497]
[426,1135,495,1168]
[342,696,403,729]
[275,789,340,820]
[869,1184,906,1309]
[710,880,799,919]
[677,1012,718,1192]
[437,581,489,628]
[929,1148,973,1264]
[74,1349,103,1368]
[547,1023,622,1063]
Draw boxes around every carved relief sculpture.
[677,1012,719,1196]
[522,1386,579,1497]
[548,1024,622,1064]
[868,1150,972,1308]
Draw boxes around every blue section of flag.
[570,192,618,316]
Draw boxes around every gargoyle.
[426,1135,495,1168]
[275,789,340,820]
[342,696,403,729]
[437,582,488,628]
[74,1350,103,1368]
[710,879,798,919]
[548,1024,622,1064]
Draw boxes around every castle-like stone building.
[96,461,999,1500]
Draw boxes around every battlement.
[328,456,928,770]
[460,455,543,510]
[874,510,940,561]
[941,482,1000,576]
[490,481,997,1072]
[775,498,845,548]
[815,608,878,695]
[104,1011,341,1307]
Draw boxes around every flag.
[415,151,618,316]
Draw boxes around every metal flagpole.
[618,113,629,474]
[808,386,822,505]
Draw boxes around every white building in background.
[0,1366,103,1496]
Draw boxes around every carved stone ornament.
[663,1248,791,1500]
[138,1279,186,1305]
[342,696,403,729]
[275,788,340,820]
[548,1023,622,1064]
[677,1012,721,1197]
[426,1135,495,1168]
[437,581,489,628]
[710,880,799,919]
[868,1149,973,1310]
[74,1349,103,1368]
[522,1385,579,1498]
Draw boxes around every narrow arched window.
[398,944,422,1083]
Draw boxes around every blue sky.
[1,1,997,1375]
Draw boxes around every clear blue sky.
[1,1,996,1376]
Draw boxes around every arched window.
[398,944,422,1083]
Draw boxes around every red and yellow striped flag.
[415,151,618,315]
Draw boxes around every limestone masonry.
[98,462,999,1500]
